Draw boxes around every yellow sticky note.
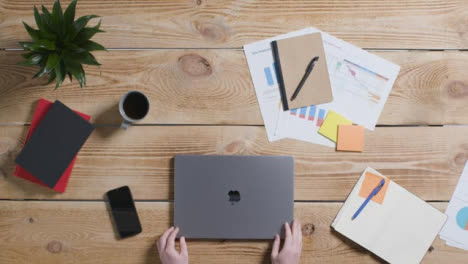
[318,110,352,142]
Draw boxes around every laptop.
[174,155,294,239]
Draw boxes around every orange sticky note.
[337,125,365,152]
[358,172,390,204]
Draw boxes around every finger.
[271,234,280,258]
[292,220,301,240]
[159,226,174,251]
[284,222,292,245]
[291,219,297,235]
[180,236,188,256]
[294,219,303,244]
[166,227,180,251]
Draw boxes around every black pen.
[290,56,319,101]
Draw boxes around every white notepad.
[332,167,447,264]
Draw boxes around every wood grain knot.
[455,20,468,38]
[446,81,468,98]
[454,153,467,165]
[178,54,212,77]
[302,223,315,236]
[46,241,62,253]
[196,0,202,6]
[28,217,35,223]
[223,141,246,154]
[194,21,227,42]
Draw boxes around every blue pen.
[352,179,386,220]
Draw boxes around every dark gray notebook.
[15,100,95,188]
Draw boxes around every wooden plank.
[0,201,465,264]
[1,50,468,125]
[0,125,466,200]
[1,0,468,49]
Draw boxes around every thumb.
[271,234,280,258]
[180,236,188,256]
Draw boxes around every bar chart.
[290,105,327,127]
[263,63,278,86]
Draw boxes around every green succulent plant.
[20,0,106,89]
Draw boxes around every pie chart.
[456,207,468,230]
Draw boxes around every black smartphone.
[106,186,142,238]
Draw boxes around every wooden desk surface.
[0,0,467,263]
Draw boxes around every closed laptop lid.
[174,155,294,239]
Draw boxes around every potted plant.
[19,0,106,89]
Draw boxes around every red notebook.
[14,99,91,193]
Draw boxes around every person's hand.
[157,227,189,264]
[271,220,303,264]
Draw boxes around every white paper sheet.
[244,28,318,142]
[446,240,468,250]
[321,32,400,130]
[275,29,401,144]
[440,162,468,249]
[244,27,400,145]
[275,104,334,147]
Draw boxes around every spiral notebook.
[332,167,447,264]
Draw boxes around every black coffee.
[123,92,149,120]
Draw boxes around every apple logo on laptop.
[228,190,241,204]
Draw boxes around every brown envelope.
[272,33,333,110]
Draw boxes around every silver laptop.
[174,155,294,239]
